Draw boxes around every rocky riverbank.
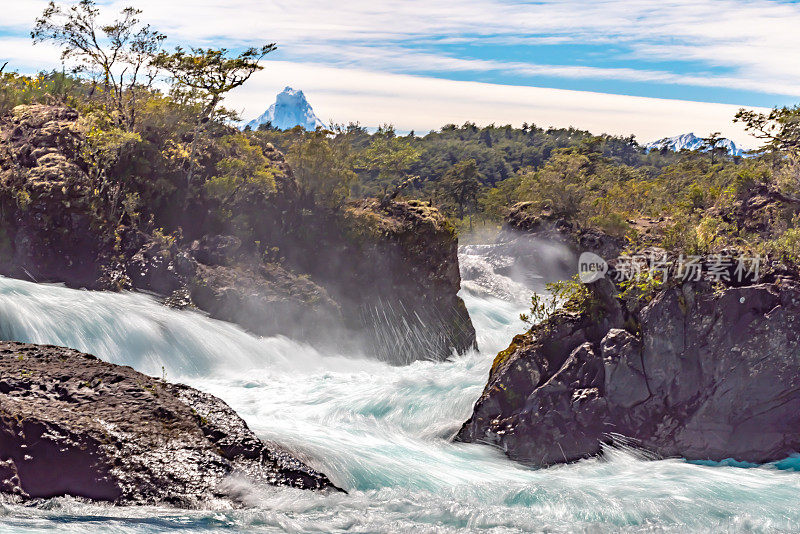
[0,341,339,505]
[456,263,800,465]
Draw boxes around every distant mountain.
[645,132,743,157]
[245,86,324,131]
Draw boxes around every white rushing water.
[1,247,800,533]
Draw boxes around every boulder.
[457,276,800,465]
[0,341,338,506]
[190,260,342,340]
[327,198,476,361]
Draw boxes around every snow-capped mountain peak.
[245,86,325,131]
[645,132,743,157]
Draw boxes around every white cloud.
[0,37,62,69]
[227,61,768,148]
[122,0,800,97]
[0,0,786,148]
[0,1,48,29]
[6,0,798,96]
[288,43,800,96]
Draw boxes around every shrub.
[520,277,589,324]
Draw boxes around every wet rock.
[190,261,342,340]
[0,341,338,506]
[190,235,242,266]
[457,277,800,466]
[343,199,477,361]
[281,198,477,362]
[602,329,649,410]
[505,201,625,259]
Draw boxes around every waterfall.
[0,241,798,533]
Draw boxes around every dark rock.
[273,197,476,361]
[0,458,25,498]
[127,242,186,295]
[0,105,475,363]
[335,199,476,361]
[0,341,338,506]
[505,201,625,259]
[190,261,342,340]
[457,276,800,466]
[190,235,242,266]
[602,329,649,410]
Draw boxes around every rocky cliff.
[282,198,476,361]
[0,341,338,505]
[504,201,625,259]
[0,104,475,360]
[457,267,800,466]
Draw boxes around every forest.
[2,0,799,265]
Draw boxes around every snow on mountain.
[645,132,743,157]
[245,86,325,131]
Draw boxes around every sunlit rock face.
[0,341,338,506]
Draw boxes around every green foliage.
[520,277,589,324]
[153,44,277,193]
[77,110,142,223]
[618,271,664,309]
[286,128,356,208]
[0,70,85,114]
[205,135,277,204]
[774,154,800,197]
[588,211,630,238]
[735,105,800,154]
[433,159,482,218]
[152,45,275,112]
[762,217,800,266]
[32,0,165,129]
[79,111,142,168]
[480,175,521,220]
[356,126,420,196]
[517,150,592,219]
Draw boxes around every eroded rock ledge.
[0,341,338,506]
[457,276,800,466]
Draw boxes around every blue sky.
[2,0,799,145]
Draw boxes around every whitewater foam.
[0,251,799,532]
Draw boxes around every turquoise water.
[0,267,799,532]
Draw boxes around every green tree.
[76,111,142,224]
[735,106,800,153]
[286,128,356,208]
[518,150,590,219]
[153,44,277,191]
[700,131,725,163]
[205,135,276,206]
[480,175,522,220]
[436,159,482,218]
[357,125,420,197]
[32,0,165,129]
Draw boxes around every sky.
[2,0,799,147]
